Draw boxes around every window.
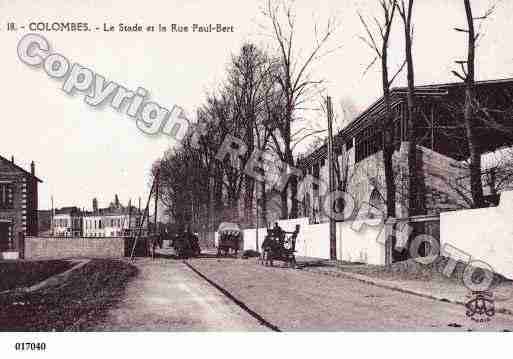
[0,183,13,209]
[0,222,13,251]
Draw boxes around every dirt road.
[94,258,267,331]
[95,255,513,331]
[186,257,513,331]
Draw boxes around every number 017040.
[14,342,46,351]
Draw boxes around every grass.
[0,259,138,331]
[332,256,512,289]
[0,260,73,292]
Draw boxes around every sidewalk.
[296,257,513,316]
[96,258,266,331]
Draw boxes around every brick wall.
[25,236,125,259]
[0,160,26,250]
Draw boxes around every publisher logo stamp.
[465,291,496,322]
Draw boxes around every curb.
[0,259,90,295]
[184,260,281,332]
[301,266,513,317]
[26,259,90,292]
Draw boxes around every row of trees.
[359,0,506,217]
[154,0,341,231]
[154,0,508,233]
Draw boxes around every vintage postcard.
[1,0,512,357]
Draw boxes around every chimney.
[11,156,14,164]
[31,161,35,176]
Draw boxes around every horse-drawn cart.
[171,230,201,258]
[260,224,300,268]
[216,222,242,256]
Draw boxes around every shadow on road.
[154,250,240,260]
[295,259,365,269]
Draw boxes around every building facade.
[53,207,83,237]
[0,155,41,254]
[82,207,141,237]
[37,209,52,236]
[297,78,513,223]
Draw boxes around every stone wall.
[340,144,471,219]
[418,146,471,212]
[25,236,125,259]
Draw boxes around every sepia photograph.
[1,0,513,357]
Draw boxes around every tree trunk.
[463,0,484,208]
[382,51,396,219]
[289,174,298,218]
[280,188,288,219]
[243,120,255,224]
[288,148,298,219]
[261,180,268,227]
[243,175,254,225]
[464,89,484,208]
[403,4,421,216]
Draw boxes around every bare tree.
[451,0,499,208]
[227,43,274,224]
[358,0,404,218]
[261,0,340,219]
[397,0,422,215]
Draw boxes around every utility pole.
[128,198,132,237]
[209,176,214,246]
[327,96,337,261]
[130,171,159,261]
[51,195,54,236]
[154,171,159,235]
[255,196,259,251]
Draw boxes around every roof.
[83,206,142,217]
[55,206,81,215]
[298,77,513,169]
[218,222,241,233]
[0,154,43,183]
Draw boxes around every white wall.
[241,217,386,265]
[440,191,513,279]
[238,191,513,272]
[242,227,268,251]
[302,223,330,259]
[337,220,386,265]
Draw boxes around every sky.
[1,0,512,210]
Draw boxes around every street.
[94,258,266,331]
[95,255,513,331]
